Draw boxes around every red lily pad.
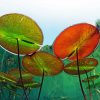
[53,23,99,60]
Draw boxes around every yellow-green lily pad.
[0,13,43,55]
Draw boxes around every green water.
[0,44,100,100]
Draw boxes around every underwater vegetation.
[0,13,100,100]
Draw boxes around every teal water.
[0,44,100,100]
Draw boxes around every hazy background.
[0,0,100,45]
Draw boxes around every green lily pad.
[0,13,43,55]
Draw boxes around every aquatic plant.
[0,13,43,100]
[0,13,100,100]
[64,58,98,75]
[0,13,43,55]
[22,51,64,76]
[53,23,99,60]
[53,23,100,100]
[22,51,64,99]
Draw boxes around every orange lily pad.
[53,23,99,60]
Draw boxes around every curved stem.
[16,38,28,100]
[76,49,86,100]
[38,69,45,100]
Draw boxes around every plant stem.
[37,69,45,100]
[76,49,86,100]
[16,38,28,100]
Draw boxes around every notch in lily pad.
[0,13,43,55]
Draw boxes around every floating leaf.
[0,13,43,55]
[53,23,99,60]
[64,58,98,75]
[22,51,64,76]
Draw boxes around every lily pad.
[0,13,43,55]
[53,23,99,60]
[22,51,64,76]
[64,58,98,75]
[7,68,33,83]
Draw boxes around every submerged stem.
[84,69,92,100]
[16,38,28,100]
[0,50,6,71]
[38,69,45,100]
[76,49,86,100]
